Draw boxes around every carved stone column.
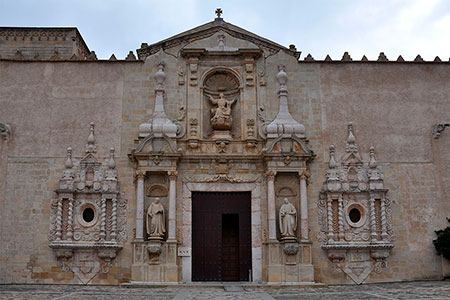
[111,196,117,241]
[266,171,277,241]
[369,195,377,242]
[136,170,145,240]
[56,198,63,241]
[338,194,344,241]
[100,197,107,240]
[167,170,178,242]
[327,196,334,242]
[381,197,388,241]
[299,170,309,241]
[67,198,74,240]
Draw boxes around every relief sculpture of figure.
[279,198,297,240]
[208,93,237,130]
[146,198,165,240]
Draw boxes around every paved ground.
[0,280,449,300]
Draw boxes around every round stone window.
[345,204,367,228]
[78,203,98,227]
[82,207,95,223]
[349,208,361,223]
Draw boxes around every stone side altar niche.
[317,123,394,284]
[49,123,127,284]
[129,60,180,283]
[261,66,315,283]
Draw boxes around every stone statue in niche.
[146,198,166,240]
[208,93,237,130]
[279,198,297,240]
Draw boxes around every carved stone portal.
[317,123,394,284]
[49,123,127,284]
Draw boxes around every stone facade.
[0,15,449,285]
[0,27,90,60]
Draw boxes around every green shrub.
[433,218,450,261]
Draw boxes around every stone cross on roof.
[215,8,223,18]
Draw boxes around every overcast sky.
[1,0,449,61]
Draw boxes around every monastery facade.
[0,13,449,285]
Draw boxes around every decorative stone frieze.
[49,123,126,284]
[318,123,394,284]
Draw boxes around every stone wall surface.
[0,28,90,59]
[0,52,449,284]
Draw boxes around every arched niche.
[200,67,242,139]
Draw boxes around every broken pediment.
[137,17,299,59]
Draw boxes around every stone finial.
[85,122,97,153]
[138,61,177,138]
[397,55,405,62]
[87,51,97,60]
[361,55,368,62]
[155,61,166,88]
[276,65,288,88]
[109,54,117,60]
[346,122,358,153]
[329,144,337,168]
[342,52,352,61]
[65,147,73,169]
[369,146,377,168]
[324,55,332,62]
[377,52,388,61]
[126,51,136,61]
[0,122,11,140]
[434,56,441,62]
[304,53,314,61]
[289,44,297,51]
[108,147,116,169]
[265,66,305,138]
[414,54,424,62]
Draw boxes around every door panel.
[191,192,251,281]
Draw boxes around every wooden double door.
[192,192,251,281]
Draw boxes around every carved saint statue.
[208,93,237,130]
[146,198,166,240]
[279,198,297,240]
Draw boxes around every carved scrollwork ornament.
[167,170,178,181]
[136,169,145,179]
[266,170,276,181]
